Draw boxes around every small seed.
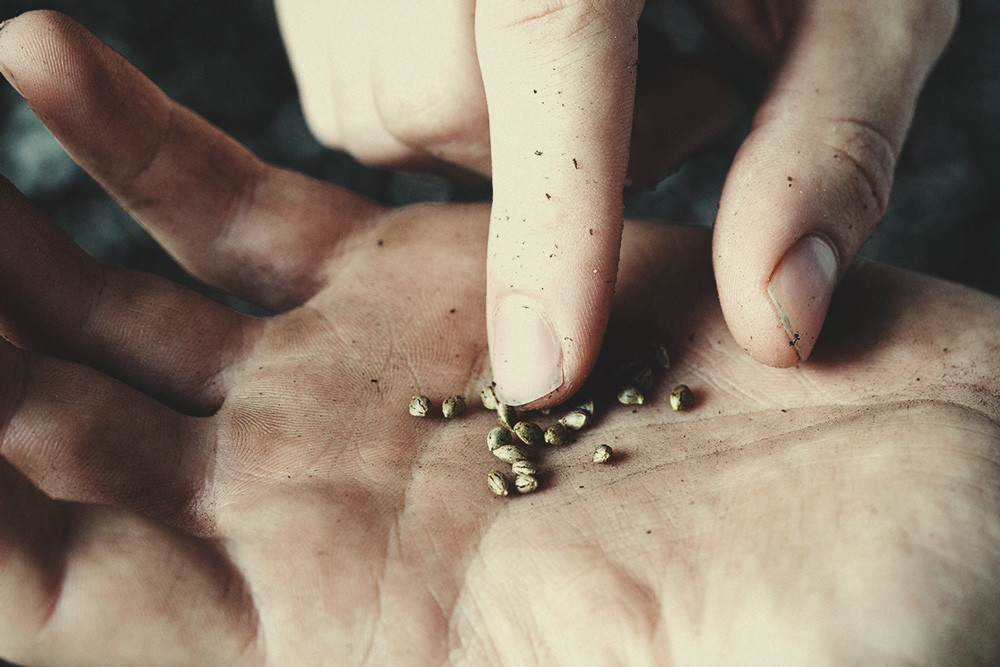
[632,367,654,391]
[670,384,695,411]
[559,409,590,431]
[493,444,529,464]
[544,422,573,446]
[651,343,670,369]
[442,395,466,418]
[496,402,518,429]
[513,421,545,446]
[592,444,613,463]
[408,395,430,417]
[480,385,499,411]
[573,398,595,415]
[539,407,552,415]
[487,426,513,451]
[617,385,644,405]
[488,470,510,496]
[515,474,539,494]
[511,459,538,476]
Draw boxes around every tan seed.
[511,459,538,476]
[513,421,545,446]
[559,409,590,431]
[488,470,510,496]
[515,474,539,494]
[493,444,529,464]
[487,426,513,451]
[651,343,670,369]
[496,402,518,429]
[480,385,499,411]
[442,395,466,418]
[408,395,430,417]
[670,384,695,411]
[617,385,644,405]
[573,398,595,415]
[544,422,573,446]
[592,444,613,463]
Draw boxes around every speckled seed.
[487,426,513,451]
[480,385,499,411]
[670,384,695,411]
[442,395,466,418]
[592,444,613,463]
[651,343,670,369]
[515,474,539,494]
[496,402,517,429]
[544,422,573,446]
[493,444,529,464]
[632,367,654,391]
[511,459,538,476]
[559,409,590,431]
[617,385,644,405]
[488,470,509,496]
[408,395,430,417]
[573,399,595,415]
[513,421,545,446]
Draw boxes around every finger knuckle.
[820,118,898,218]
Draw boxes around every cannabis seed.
[670,384,694,411]
[513,421,545,446]
[544,422,573,446]
[511,459,538,476]
[488,470,510,496]
[408,395,430,417]
[559,409,590,431]
[573,399,595,415]
[515,474,539,494]
[617,385,644,405]
[632,367,654,391]
[487,426,513,451]
[480,385,499,411]
[493,444,529,464]
[651,343,670,369]
[496,402,517,429]
[592,444,613,463]
[442,395,466,418]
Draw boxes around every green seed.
[617,385,644,405]
[511,459,538,476]
[669,384,694,411]
[442,395,466,418]
[559,409,590,431]
[513,421,545,446]
[592,444,613,463]
[544,422,573,446]
[487,426,513,451]
[408,395,430,417]
[488,470,509,496]
[496,402,518,429]
[480,385,499,411]
[493,444,529,464]
[515,474,539,494]
[573,398,595,415]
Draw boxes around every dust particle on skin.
[535,150,543,156]
[377,239,384,246]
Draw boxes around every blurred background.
[0,1,996,665]
[0,0,997,303]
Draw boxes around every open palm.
[1,12,997,666]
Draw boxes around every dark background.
[0,1,997,663]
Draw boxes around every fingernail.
[767,234,839,362]
[491,295,563,406]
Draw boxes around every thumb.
[476,1,643,406]
[713,0,958,366]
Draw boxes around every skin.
[1,12,998,665]
[275,0,959,407]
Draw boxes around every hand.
[276,0,959,406]
[1,12,997,665]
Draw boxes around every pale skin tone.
[276,0,960,407]
[1,12,998,666]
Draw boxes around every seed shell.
[559,409,590,431]
[592,444,613,463]
[513,421,545,446]
[511,459,538,476]
[480,385,499,411]
[632,367,654,391]
[496,402,518,429]
[515,474,539,494]
[487,426,513,451]
[493,444,529,464]
[617,385,644,405]
[488,470,510,496]
[408,395,430,417]
[651,343,670,369]
[544,422,573,446]
[669,384,695,411]
[442,395,466,418]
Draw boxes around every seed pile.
[408,341,695,497]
